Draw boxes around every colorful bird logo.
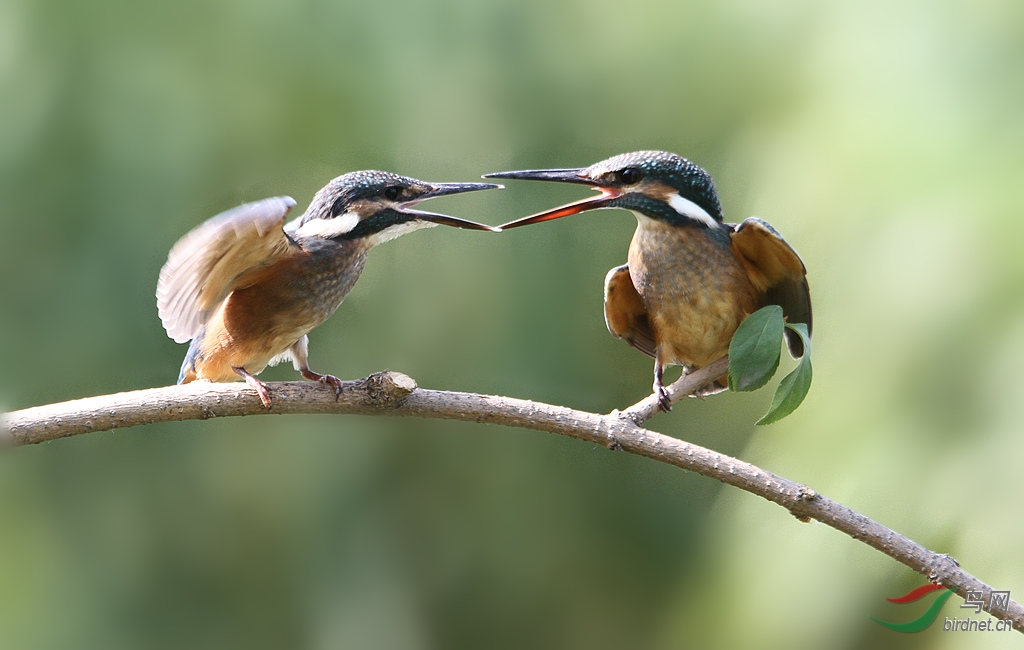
[871,584,954,632]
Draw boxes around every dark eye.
[619,168,641,185]
[384,186,401,201]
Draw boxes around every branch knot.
[359,371,417,409]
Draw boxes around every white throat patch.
[366,219,436,247]
[667,192,718,228]
[291,211,361,239]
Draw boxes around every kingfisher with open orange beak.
[487,151,811,411]
[157,171,499,408]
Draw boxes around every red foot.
[301,369,343,400]
[233,366,272,408]
[655,384,672,412]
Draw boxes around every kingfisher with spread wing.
[157,171,499,407]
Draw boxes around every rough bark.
[2,364,1020,633]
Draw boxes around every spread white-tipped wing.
[156,196,297,343]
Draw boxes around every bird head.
[486,150,723,230]
[288,170,500,245]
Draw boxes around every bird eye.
[384,186,401,201]
[619,168,641,185]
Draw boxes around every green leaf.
[784,322,811,358]
[756,322,813,425]
[728,306,784,392]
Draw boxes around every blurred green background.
[2,0,1022,647]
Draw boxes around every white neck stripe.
[291,211,361,238]
[667,192,718,228]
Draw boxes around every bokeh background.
[1,0,1022,647]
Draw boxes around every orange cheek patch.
[643,181,679,203]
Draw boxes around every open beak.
[482,169,623,229]
[400,182,502,231]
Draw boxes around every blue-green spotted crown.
[591,150,723,223]
[288,170,498,240]
[300,170,423,223]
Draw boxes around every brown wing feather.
[156,196,297,343]
[730,218,812,357]
[603,264,657,359]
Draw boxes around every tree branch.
[2,368,1021,633]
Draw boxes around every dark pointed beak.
[400,182,502,231]
[482,169,623,229]
[483,168,593,185]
